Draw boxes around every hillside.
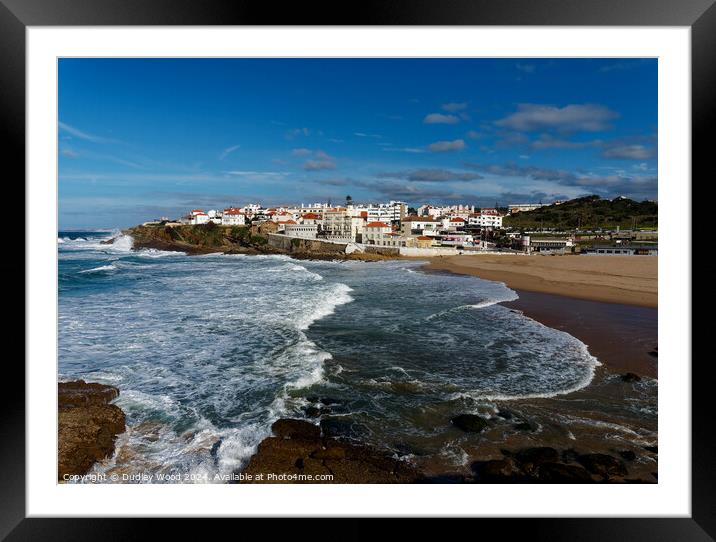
[502,195,657,230]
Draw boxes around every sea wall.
[266,233,347,254]
[399,247,462,257]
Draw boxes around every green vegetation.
[179,223,226,247]
[290,237,301,248]
[228,226,251,244]
[502,195,657,230]
[250,235,268,246]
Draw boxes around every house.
[445,217,466,230]
[192,212,209,225]
[415,235,435,248]
[363,221,392,245]
[400,216,442,236]
[285,223,318,239]
[222,207,246,226]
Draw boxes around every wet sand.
[423,254,658,308]
[504,290,658,378]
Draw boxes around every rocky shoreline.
[58,380,126,481]
[122,224,399,262]
[241,415,656,483]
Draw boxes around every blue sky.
[59,58,657,229]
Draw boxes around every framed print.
[2,0,709,537]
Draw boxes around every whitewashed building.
[221,207,246,226]
[284,223,318,239]
[363,221,392,245]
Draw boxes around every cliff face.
[58,380,126,481]
[123,224,399,261]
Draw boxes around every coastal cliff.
[58,380,126,481]
[123,223,398,261]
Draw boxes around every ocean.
[58,231,657,482]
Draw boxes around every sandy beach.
[423,254,658,308]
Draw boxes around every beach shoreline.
[421,254,658,308]
[419,260,658,378]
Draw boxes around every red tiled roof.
[417,236,433,240]
[450,217,465,222]
[301,213,320,219]
[365,221,390,228]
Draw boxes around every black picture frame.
[2,0,707,538]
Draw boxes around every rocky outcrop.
[470,446,647,483]
[450,414,489,433]
[58,380,126,480]
[241,419,423,483]
[121,224,402,261]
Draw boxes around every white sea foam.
[80,264,117,274]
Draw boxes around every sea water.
[58,231,652,482]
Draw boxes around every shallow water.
[58,231,656,482]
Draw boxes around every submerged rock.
[451,414,488,433]
[577,453,628,479]
[240,418,423,483]
[535,462,593,483]
[58,380,126,480]
[472,458,525,483]
[618,450,637,461]
[621,372,642,383]
[271,419,321,440]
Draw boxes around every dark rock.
[618,450,637,461]
[271,419,321,441]
[515,447,559,467]
[535,463,593,483]
[304,406,321,418]
[577,453,628,479]
[472,458,525,483]
[320,418,367,439]
[58,380,119,408]
[496,409,514,420]
[58,380,126,480]
[514,421,536,432]
[419,474,469,484]
[241,423,423,484]
[451,414,489,433]
[648,350,658,358]
[621,372,642,383]
[561,448,580,464]
[644,445,658,454]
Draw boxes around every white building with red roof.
[221,207,246,226]
[363,221,392,245]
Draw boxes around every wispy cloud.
[219,144,240,160]
[378,169,482,182]
[531,134,602,150]
[302,150,336,171]
[291,148,312,156]
[354,132,383,139]
[602,143,655,160]
[381,147,426,154]
[441,102,468,112]
[58,121,116,144]
[496,104,619,133]
[285,127,311,140]
[423,113,460,125]
[428,139,466,152]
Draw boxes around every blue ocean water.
[59,231,654,482]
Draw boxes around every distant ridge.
[502,195,657,230]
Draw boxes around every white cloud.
[427,139,466,152]
[496,104,619,132]
[424,113,460,125]
[219,144,240,160]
